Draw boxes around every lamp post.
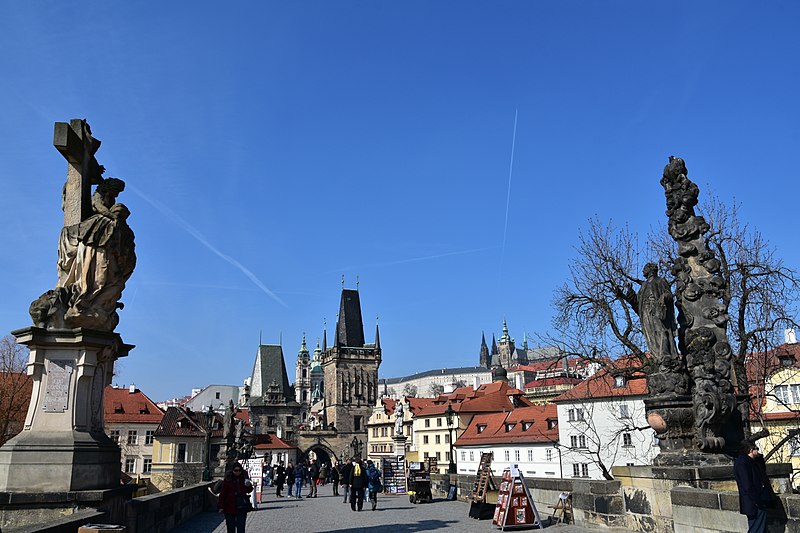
[445,404,457,474]
[202,405,215,481]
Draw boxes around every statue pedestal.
[393,434,408,459]
[0,327,132,492]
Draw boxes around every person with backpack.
[366,460,383,511]
[349,457,368,511]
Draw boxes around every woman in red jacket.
[218,463,253,533]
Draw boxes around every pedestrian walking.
[366,460,383,511]
[349,457,368,512]
[293,461,306,500]
[331,462,340,496]
[307,459,319,497]
[273,462,286,497]
[340,459,353,503]
[286,461,295,498]
[318,462,329,486]
[734,440,776,533]
[217,462,253,533]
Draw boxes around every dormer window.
[780,356,794,368]
[522,421,532,431]
[547,419,557,430]
[113,402,124,413]
[138,403,149,414]
[614,375,625,388]
[505,423,516,432]
[477,424,487,434]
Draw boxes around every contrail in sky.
[501,108,518,258]
[130,186,287,307]
[335,247,492,272]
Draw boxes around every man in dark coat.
[307,459,319,497]
[349,457,369,511]
[734,440,776,533]
[340,460,353,503]
[273,462,286,497]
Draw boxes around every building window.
[110,430,120,444]
[570,435,587,449]
[435,435,441,444]
[528,450,533,461]
[444,434,450,444]
[614,376,625,388]
[791,436,800,456]
[424,436,429,444]
[177,443,187,463]
[581,463,589,477]
[437,418,443,427]
[572,463,580,477]
[127,430,138,445]
[445,452,450,461]
[547,419,557,430]
[514,449,520,461]
[461,451,466,461]
[477,424,486,434]
[215,392,221,399]
[424,452,429,458]
[267,416,275,426]
[504,450,510,461]
[546,449,553,462]
[623,433,633,447]
[469,451,474,461]
[145,430,154,445]
[425,419,430,428]
[435,452,441,460]
[577,409,584,420]
[354,416,362,431]
[287,416,294,427]
[619,404,630,418]
[143,458,152,474]
[125,458,136,473]
[302,369,307,378]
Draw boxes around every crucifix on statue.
[53,119,105,226]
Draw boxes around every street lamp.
[445,404,457,474]
[202,405,215,481]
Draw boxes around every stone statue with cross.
[29,119,136,332]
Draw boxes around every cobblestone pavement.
[171,483,632,533]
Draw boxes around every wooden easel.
[549,492,572,524]
[469,452,497,519]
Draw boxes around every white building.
[551,361,657,480]
[382,366,492,399]
[454,404,561,478]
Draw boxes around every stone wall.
[124,482,213,533]
[431,471,800,533]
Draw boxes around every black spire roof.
[335,288,365,348]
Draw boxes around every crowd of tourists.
[267,457,382,511]
[217,456,383,533]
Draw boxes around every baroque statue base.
[0,327,132,492]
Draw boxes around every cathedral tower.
[321,287,381,439]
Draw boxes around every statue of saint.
[636,263,679,361]
[395,401,405,436]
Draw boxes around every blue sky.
[1,2,798,401]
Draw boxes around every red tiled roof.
[154,406,224,438]
[104,386,164,424]
[455,404,559,446]
[415,381,531,416]
[252,433,296,450]
[524,376,583,388]
[382,398,397,416]
[551,357,647,402]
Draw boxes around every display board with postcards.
[491,465,543,530]
[381,458,407,494]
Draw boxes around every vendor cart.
[406,461,432,503]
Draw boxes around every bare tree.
[402,384,418,398]
[428,383,444,397]
[0,336,31,446]
[552,195,799,437]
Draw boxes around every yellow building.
[748,343,800,488]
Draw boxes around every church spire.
[322,319,327,352]
[375,316,381,350]
[479,331,490,368]
[491,333,498,355]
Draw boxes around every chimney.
[786,329,797,345]
[129,384,136,394]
